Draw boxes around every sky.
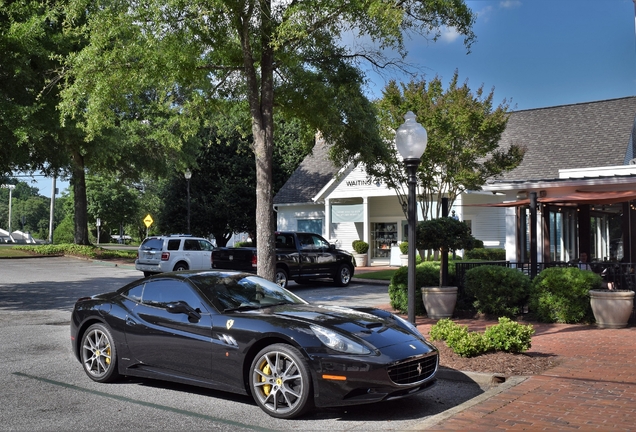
[18,0,636,196]
[365,0,636,110]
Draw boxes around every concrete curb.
[351,277,390,286]
[436,367,507,387]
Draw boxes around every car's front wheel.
[249,344,313,419]
[80,323,120,383]
[333,264,353,287]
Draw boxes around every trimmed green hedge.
[464,265,531,317]
[464,248,506,261]
[529,267,602,323]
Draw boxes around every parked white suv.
[135,234,215,277]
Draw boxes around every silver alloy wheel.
[335,264,352,286]
[82,327,113,379]
[251,347,308,418]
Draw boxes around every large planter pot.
[589,289,635,329]
[400,254,408,267]
[353,253,367,267]
[422,286,458,319]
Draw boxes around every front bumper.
[309,341,439,408]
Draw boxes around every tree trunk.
[71,152,90,245]
[239,0,276,282]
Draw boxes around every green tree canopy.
[60,0,476,281]
[373,71,525,219]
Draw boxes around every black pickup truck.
[211,231,355,288]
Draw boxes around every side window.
[199,240,213,251]
[297,234,315,250]
[120,282,144,302]
[184,239,201,251]
[167,239,181,251]
[141,279,206,311]
[311,234,329,249]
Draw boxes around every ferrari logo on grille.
[417,363,423,375]
[226,320,234,330]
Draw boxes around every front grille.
[388,353,438,384]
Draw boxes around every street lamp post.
[395,112,428,324]
[1,184,16,234]
[184,169,192,234]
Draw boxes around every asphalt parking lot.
[0,257,495,430]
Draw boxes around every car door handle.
[126,317,137,326]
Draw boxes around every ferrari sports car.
[70,270,439,419]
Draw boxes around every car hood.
[267,304,424,349]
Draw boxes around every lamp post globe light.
[184,169,192,234]
[395,111,428,324]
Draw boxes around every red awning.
[466,190,636,207]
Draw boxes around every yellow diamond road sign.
[144,214,154,228]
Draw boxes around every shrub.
[472,238,485,249]
[53,216,75,244]
[484,317,534,353]
[464,248,506,261]
[429,317,535,357]
[399,241,408,255]
[389,262,458,314]
[529,267,601,323]
[464,265,531,317]
[429,318,461,341]
[429,319,488,357]
[234,241,254,247]
[448,331,490,357]
[352,240,369,254]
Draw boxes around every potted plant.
[352,240,369,267]
[416,217,475,319]
[589,287,635,328]
[399,241,409,266]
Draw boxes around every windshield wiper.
[224,304,262,313]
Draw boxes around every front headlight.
[310,325,371,355]
[392,314,425,338]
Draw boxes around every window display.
[371,222,398,258]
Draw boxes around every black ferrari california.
[70,270,439,419]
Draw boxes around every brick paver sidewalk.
[415,318,636,430]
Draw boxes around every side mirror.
[166,301,201,321]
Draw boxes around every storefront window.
[371,222,398,259]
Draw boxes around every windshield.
[189,274,307,312]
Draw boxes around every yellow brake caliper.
[260,362,271,396]
[104,344,111,365]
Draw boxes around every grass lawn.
[354,269,397,281]
[0,246,38,258]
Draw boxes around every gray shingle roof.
[273,137,339,204]
[498,96,636,181]
[274,97,636,203]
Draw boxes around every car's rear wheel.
[249,344,313,419]
[173,262,189,272]
[333,264,353,287]
[275,267,288,288]
[80,323,120,383]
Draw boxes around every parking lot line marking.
[12,372,268,431]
